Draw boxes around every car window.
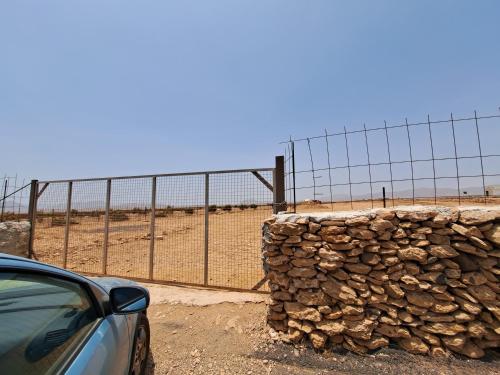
[0,272,99,375]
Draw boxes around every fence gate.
[28,157,285,292]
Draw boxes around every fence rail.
[29,159,284,292]
[283,111,500,212]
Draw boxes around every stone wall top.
[274,205,500,224]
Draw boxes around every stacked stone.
[262,206,500,358]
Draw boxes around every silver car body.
[0,254,146,375]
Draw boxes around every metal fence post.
[1,178,7,221]
[63,181,73,268]
[383,187,387,208]
[204,173,209,286]
[27,180,39,259]
[291,142,296,213]
[273,155,286,214]
[149,176,157,280]
[102,179,111,275]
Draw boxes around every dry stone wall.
[262,206,500,358]
[0,221,30,258]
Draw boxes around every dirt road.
[146,301,499,375]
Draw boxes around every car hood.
[88,276,139,293]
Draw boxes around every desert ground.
[32,197,500,291]
[33,206,271,290]
[144,284,500,375]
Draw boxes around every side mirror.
[109,286,150,314]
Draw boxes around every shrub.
[184,207,194,215]
[238,204,249,210]
[208,205,217,212]
[222,205,232,212]
[250,204,258,209]
[155,210,167,218]
[109,211,129,222]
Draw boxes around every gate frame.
[27,157,286,292]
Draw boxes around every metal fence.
[0,175,31,222]
[29,160,284,292]
[283,111,500,212]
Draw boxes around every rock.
[454,253,480,272]
[347,227,375,240]
[288,327,304,342]
[309,330,328,349]
[396,209,436,222]
[462,272,488,286]
[318,248,346,262]
[397,247,428,263]
[467,321,487,338]
[468,285,496,301]
[442,334,466,351]
[315,320,345,336]
[345,216,370,226]
[484,224,500,245]
[344,263,372,274]
[376,324,411,338]
[319,226,346,236]
[292,278,319,289]
[343,319,376,340]
[430,346,449,358]
[308,222,321,233]
[370,219,394,232]
[291,258,318,267]
[287,267,317,278]
[356,335,389,350]
[296,290,329,306]
[267,255,289,266]
[430,301,459,314]
[420,322,466,336]
[410,327,440,346]
[302,233,322,241]
[406,292,435,308]
[459,210,498,225]
[361,253,381,265]
[452,242,487,258]
[343,335,368,354]
[428,245,459,258]
[0,221,30,257]
[469,236,492,250]
[428,233,450,245]
[384,282,405,299]
[270,222,306,236]
[284,303,322,322]
[271,291,292,301]
[459,341,485,359]
[398,337,429,354]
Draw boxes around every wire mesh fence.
[32,167,276,291]
[283,111,500,212]
[0,175,31,222]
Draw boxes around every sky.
[1,0,500,193]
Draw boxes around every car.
[0,253,151,375]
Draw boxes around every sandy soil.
[146,301,500,375]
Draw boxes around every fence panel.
[208,171,274,290]
[66,180,107,274]
[31,166,277,291]
[283,111,500,212]
[34,182,69,267]
[153,174,205,285]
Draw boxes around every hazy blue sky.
[1,0,499,184]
